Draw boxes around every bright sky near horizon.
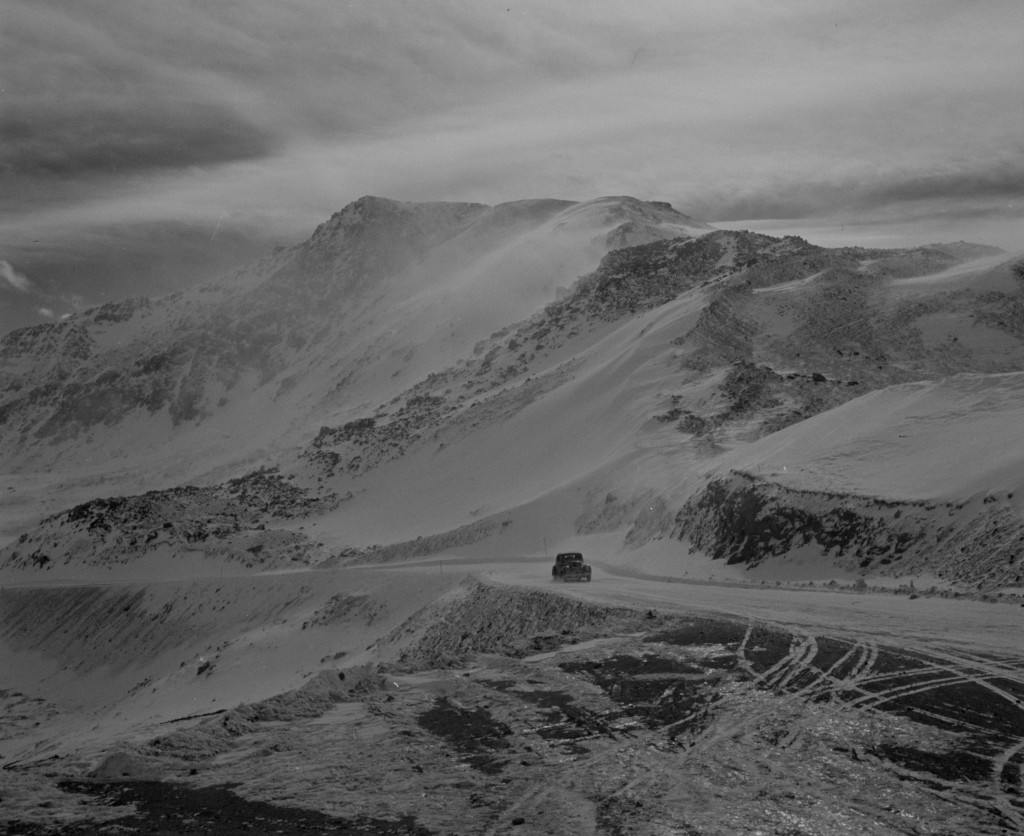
[2,0,1022,332]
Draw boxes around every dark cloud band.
[1,103,278,178]
[705,159,1024,222]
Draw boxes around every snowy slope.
[714,372,1024,502]
[2,200,1022,593]
[0,196,709,488]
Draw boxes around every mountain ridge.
[2,196,1022,594]
[0,195,710,478]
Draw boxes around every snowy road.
[368,553,1024,657]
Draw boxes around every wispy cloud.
[691,155,1024,222]
[0,261,33,293]
[6,2,1022,221]
[1,0,1023,333]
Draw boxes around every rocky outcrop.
[0,468,337,572]
[381,579,637,668]
[676,471,1024,589]
[355,516,514,565]
[304,359,580,478]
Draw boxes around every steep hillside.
[673,372,1024,589]
[2,196,1022,593]
[293,233,1024,590]
[0,195,707,482]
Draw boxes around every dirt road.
[369,553,1024,656]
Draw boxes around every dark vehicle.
[551,552,592,582]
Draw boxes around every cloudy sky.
[2,0,1023,333]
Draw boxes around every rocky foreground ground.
[2,576,1021,835]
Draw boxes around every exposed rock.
[0,467,337,572]
[676,471,1024,589]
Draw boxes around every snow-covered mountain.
[2,195,1023,593]
[0,195,709,482]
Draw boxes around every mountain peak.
[549,195,712,250]
[573,195,710,226]
[307,196,490,254]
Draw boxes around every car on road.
[551,552,592,582]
